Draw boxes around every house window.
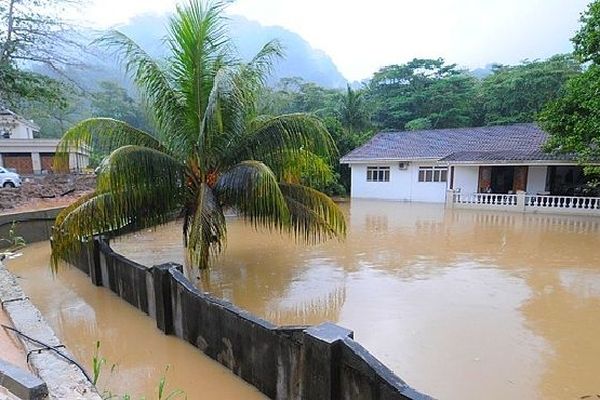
[367,166,390,182]
[418,166,448,183]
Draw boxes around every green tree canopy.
[0,0,83,107]
[480,55,581,126]
[52,0,346,272]
[539,0,600,162]
[366,58,478,130]
[91,81,150,131]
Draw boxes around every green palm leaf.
[54,118,164,171]
[215,161,290,230]
[280,183,347,244]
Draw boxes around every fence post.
[151,263,182,335]
[445,189,455,208]
[301,322,354,400]
[517,191,526,213]
[88,237,103,286]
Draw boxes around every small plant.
[0,221,26,260]
[157,366,185,400]
[93,342,185,400]
[92,341,106,386]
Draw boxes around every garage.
[2,153,33,174]
[40,153,55,172]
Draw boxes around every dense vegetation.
[539,0,600,165]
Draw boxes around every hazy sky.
[82,0,590,81]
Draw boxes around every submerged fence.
[68,236,431,400]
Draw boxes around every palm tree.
[51,0,346,272]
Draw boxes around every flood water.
[5,242,266,399]
[107,200,600,400]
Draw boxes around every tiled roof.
[339,123,572,163]
[441,150,575,163]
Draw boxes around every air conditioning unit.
[398,162,409,170]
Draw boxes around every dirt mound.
[0,174,96,212]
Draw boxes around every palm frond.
[96,31,189,156]
[169,0,231,139]
[240,40,284,91]
[54,118,164,171]
[96,145,184,190]
[215,160,290,230]
[224,114,337,169]
[279,183,346,244]
[52,147,186,267]
[183,183,226,269]
[198,65,248,170]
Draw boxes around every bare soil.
[0,174,96,214]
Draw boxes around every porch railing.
[525,194,600,210]
[449,190,600,215]
[452,192,519,207]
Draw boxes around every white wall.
[453,166,479,195]
[0,115,36,139]
[349,162,448,203]
[526,166,547,194]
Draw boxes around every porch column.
[446,189,455,208]
[31,152,41,174]
[513,166,529,192]
[478,166,492,192]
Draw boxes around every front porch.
[447,164,600,216]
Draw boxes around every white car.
[0,167,22,188]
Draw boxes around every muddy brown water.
[6,200,600,399]
[5,243,266,399]
[111,200,600,400]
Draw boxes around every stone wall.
[67,237,433,400]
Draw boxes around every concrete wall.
[65,237,432,400]
[350,162,447,203]
[526,166,548,194]
[0,207,64,249]
[453,166,479,194]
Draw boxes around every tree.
[538,1,600,162]
[51,0,346,272]
[336,85,369,133]
[366,58,477,130]
[91,81,150,131]
[17,84,88,138]
[539,65,600,160]
[572,0,600,64]
[0,0,82,106]
[480,55,580,126]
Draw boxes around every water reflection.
[111,200,600,400]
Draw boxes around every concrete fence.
[66,237,432,400]
[0,207,64,248]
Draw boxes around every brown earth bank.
[0,174,96,214]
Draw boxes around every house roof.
[340,123,574,164]
[0,108,40,130]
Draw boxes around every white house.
[0,108,89,174]
[341,124,600,215]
